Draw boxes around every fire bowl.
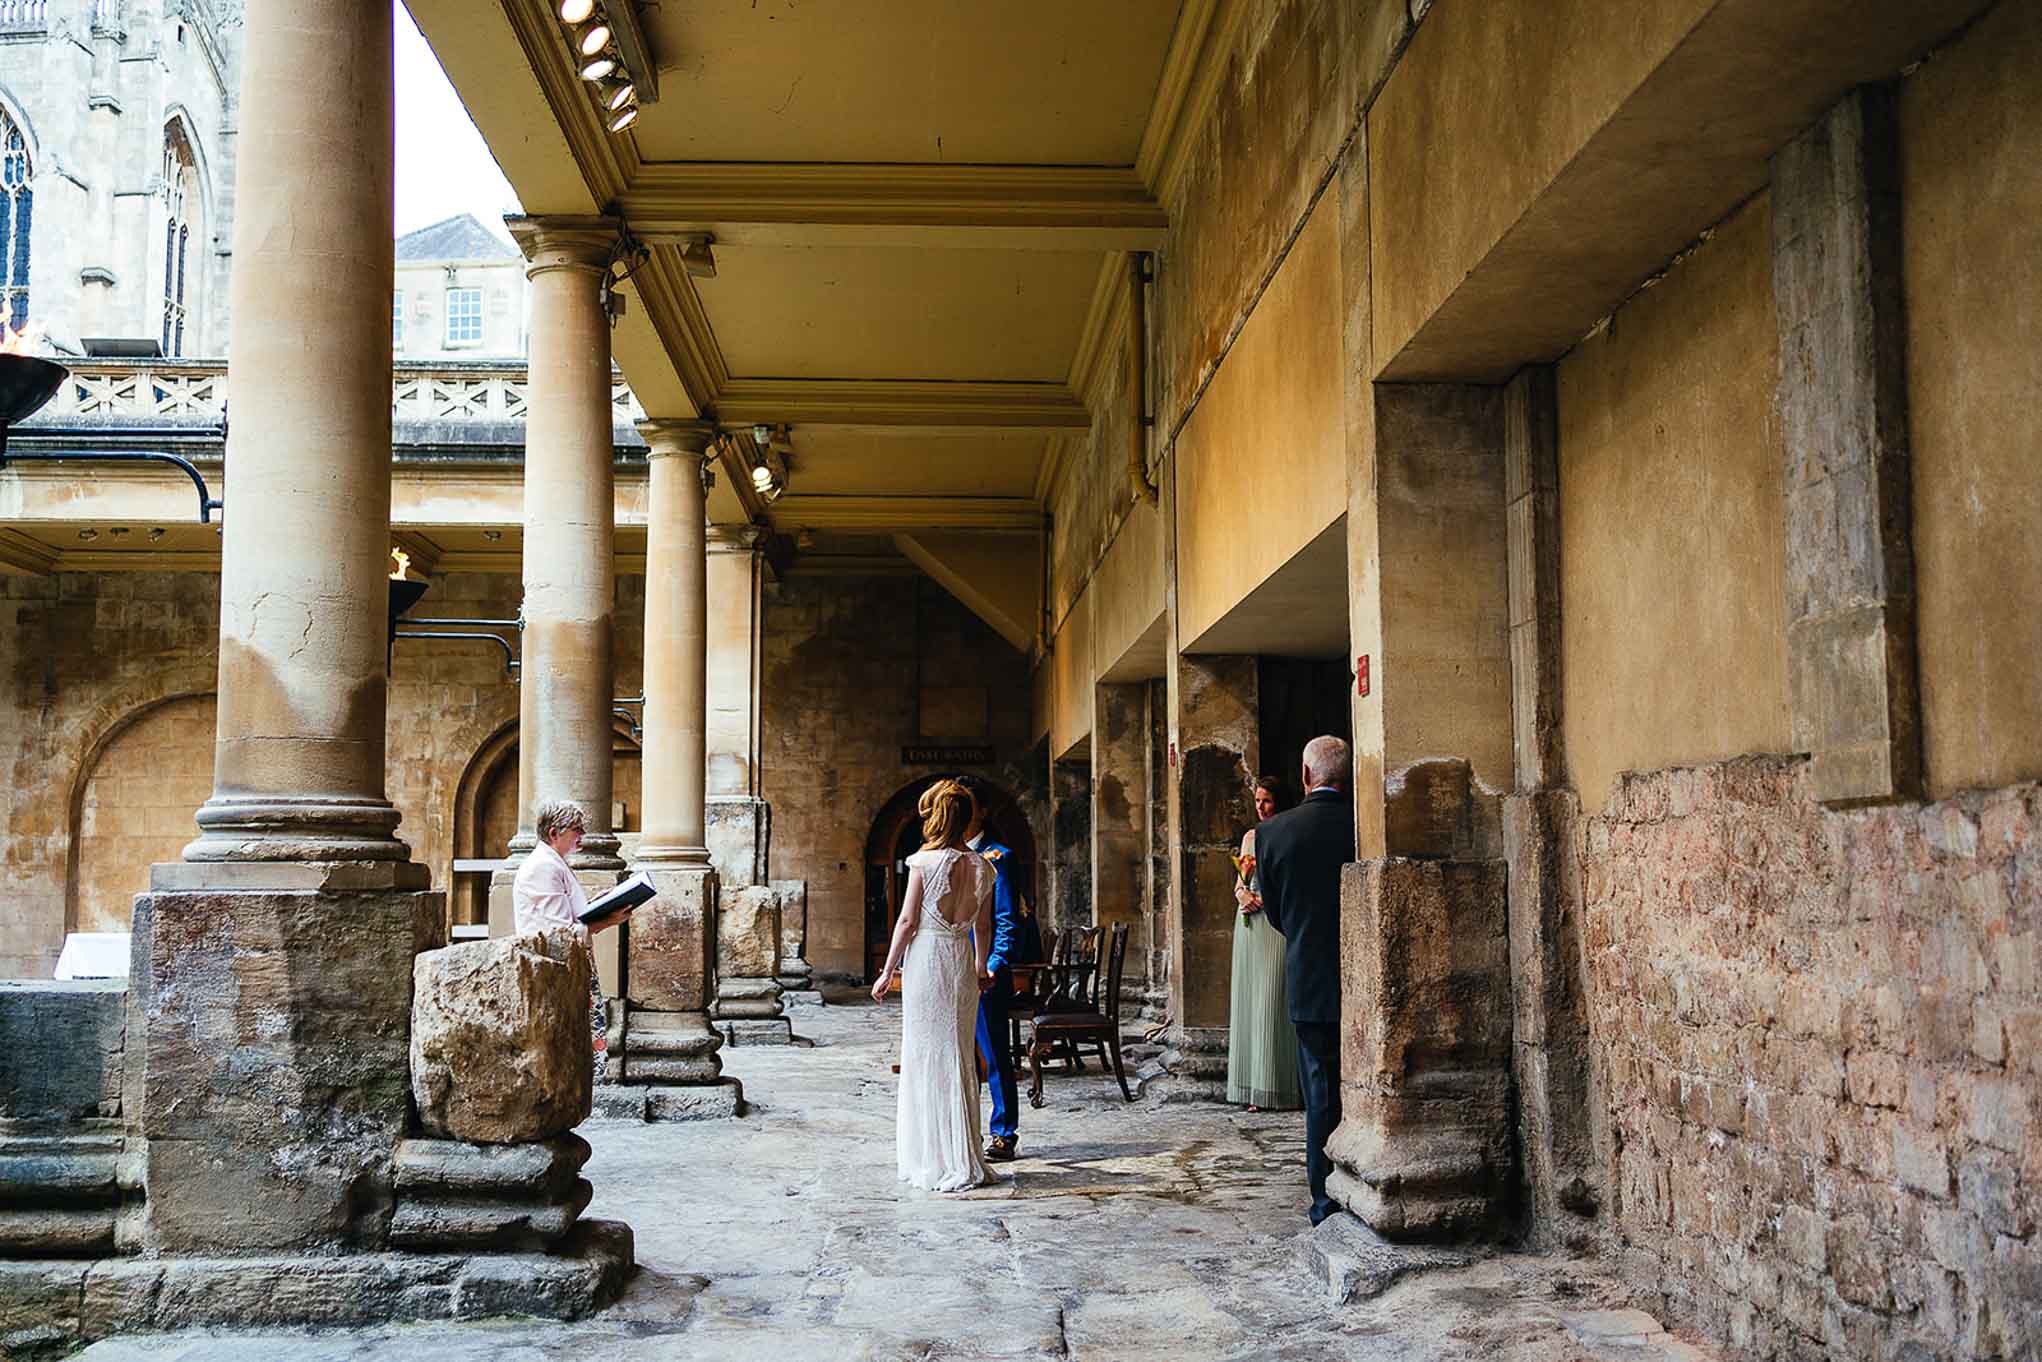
[0,353,68,427]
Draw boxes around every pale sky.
[394,1,523,247]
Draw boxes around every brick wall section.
[1581,754,2040,1360]
[760,572,1037,980]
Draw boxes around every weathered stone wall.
[0,569,646,977]
[1581,755,2040,1360]
[759,571,1037,979]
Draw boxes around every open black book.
[579,871,656,926]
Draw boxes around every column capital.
[507,214,619,277]
[638,418,719,460]
[707,523,767,554]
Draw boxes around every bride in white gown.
[871,778,996,1192]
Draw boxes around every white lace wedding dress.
[896,846,995,1192]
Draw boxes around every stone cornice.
[1139,0,1248,205]
[1067,253,1129,400]
[618,162,1167,250]
[710,380,1089,434]
[629,243,729,404]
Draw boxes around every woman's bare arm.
[871,866,925,1000]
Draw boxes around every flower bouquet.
[1230,851,1260,916]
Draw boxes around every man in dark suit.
[960,776,1025,1161]
[1254,734,1355,1225]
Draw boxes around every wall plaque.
[902,744,996,766]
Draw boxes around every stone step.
[392,1135,588,1200]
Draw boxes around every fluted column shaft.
[637,420,715,863]
[509,216,624,868]
[188,0,401,862]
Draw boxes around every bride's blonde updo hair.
[917,778,977,851]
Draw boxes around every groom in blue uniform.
[961,776,1024,1161]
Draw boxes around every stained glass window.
[161,123,199,356]
[0,115,29,333]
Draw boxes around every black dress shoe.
[985,1135,1018,1162]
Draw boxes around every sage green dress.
[1226,828,1302,1109]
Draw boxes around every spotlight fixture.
[556,0,656,134]
[744,424,791,502]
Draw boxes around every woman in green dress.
[1227,775,1302,1110]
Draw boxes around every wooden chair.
[1026,922,1133,1107]
[1005,926,1061,1067]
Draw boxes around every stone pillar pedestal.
[616,864,742,1119]
[1151,1025,1230,1104]
[1324,859,1515,1240]
[132,862,443,1253]
[772,879,821,1006]
[714,885,791,1045]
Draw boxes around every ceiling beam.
[711,380,1089,434]
[618,163,1167,251]
[765,496,1043,533]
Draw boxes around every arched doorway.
[862,774,1037,981]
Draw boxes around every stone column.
[622,420,743,1113]
[1325,383,1517,1240]
[131,0,443,1254]
[1093,682,1149,1013]
[1160,654,1257,1100]
[508,215,626,871]
[706,525,771,892]
[1772,84,1922,806]
[489,216,626,994]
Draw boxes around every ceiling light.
[579,55,616,82]
[597,75,636,111]
[558,0,595,23]
[577,22,612,56]
[751,463,773,492]
[607,102,639,132]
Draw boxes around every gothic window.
[160,123,200,356]
[444,287,483,347]
[0,113,30,332]
[392,290,404,350]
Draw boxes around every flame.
[389,546,411,581]
[0,319,40,355]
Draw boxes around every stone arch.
[861,773,1038,981]
[0,80,41,166]
[448,714,646,926]
[64,689,216,933]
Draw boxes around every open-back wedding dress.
[896,846,995,1192]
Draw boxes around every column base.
[591,1079,745,1122]
[717,1017,795,1047]
[1148,1025,1229,1104]
[617,1009,724,1085]
[184,796,410,862]
[1326,858,1515,1242]
[128,877,444,1254]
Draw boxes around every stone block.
[1298,1212,1471,1304]
[131,885,444,1254]
[391,1133,588,1200]
[411,927,593,1144]
[718,1017,795,1046]
[720,885,783,979]
[0,980,125,1122]
[628,863,715,1013]
[646,1081,745,1121]
[706,796,770,892]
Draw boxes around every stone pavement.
[70,993,1715,1361]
